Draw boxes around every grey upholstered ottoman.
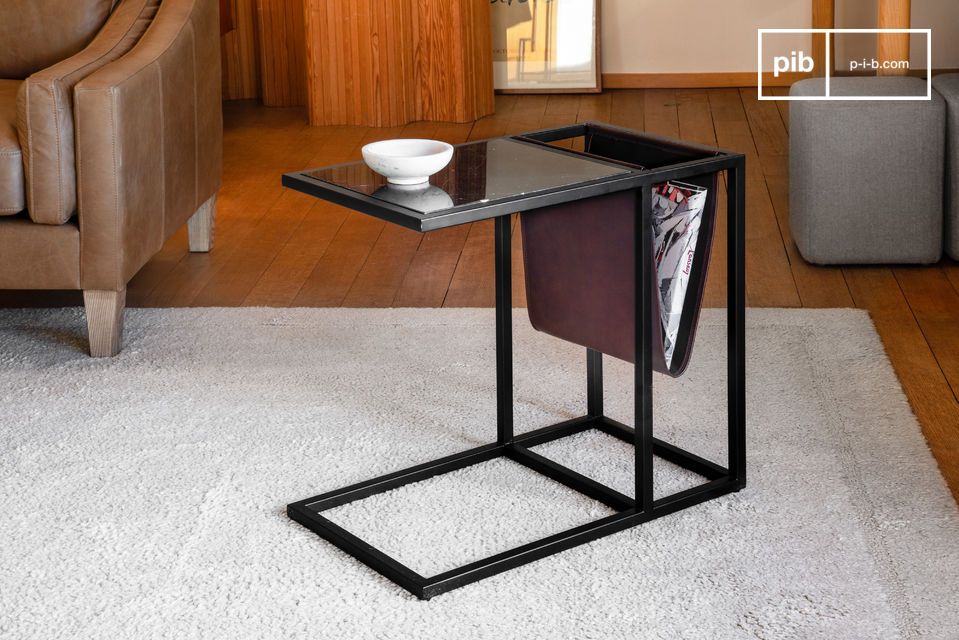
[789,77,945,264]
[933,74,959,260]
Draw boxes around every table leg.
[727,158,747,489]
[586,349,603,417]
[495,215,514,445]
[635,186,655,513]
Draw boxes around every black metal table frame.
[286,125,746,600]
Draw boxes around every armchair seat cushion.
[0,80,25,216]
[0,217,80,289]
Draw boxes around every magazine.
[651,181,708,368]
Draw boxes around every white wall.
[601,0,959,74]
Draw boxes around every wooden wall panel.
[219,0,235,35]
[877,0,911,75]
[255,0,307,106]
[811,0,834,77]
[221,0,260,100]
[223,0,494,121]
[303,0,494,127]
[411,1,494,122]
[303,0,415,127]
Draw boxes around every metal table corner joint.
[282,123,747,600]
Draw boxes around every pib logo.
[773,50,815,77]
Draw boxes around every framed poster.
[491,0,602,93]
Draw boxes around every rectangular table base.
[288,415,743,600]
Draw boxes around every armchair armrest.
[16,0,160,225]
[75,0,222,290]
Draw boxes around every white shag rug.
[1,307,958,640]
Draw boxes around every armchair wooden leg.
[83,288,126,357]
[188,194,216,252]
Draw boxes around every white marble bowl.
[361,139,454,185]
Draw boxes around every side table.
[282,123,746,599]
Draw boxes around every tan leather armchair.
[0,0,222,356]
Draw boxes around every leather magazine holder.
[519,123,720,378]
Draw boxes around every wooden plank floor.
[3,90,958,503]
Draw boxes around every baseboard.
[833,68,959,78]
[603,68,959,89]
[602,72,807,89]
